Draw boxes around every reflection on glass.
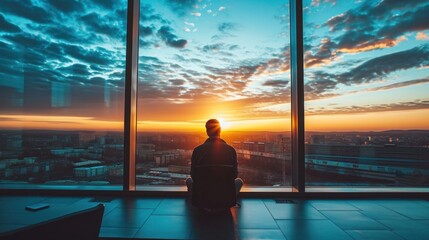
[303,0,429,189]
[137,0,291,188]
[0,0,127,187]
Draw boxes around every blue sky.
[0,0,427,131]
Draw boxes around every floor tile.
[378,219,429,240]
[116,198,162,209]
[232,199,278,229]
[135,215,191,239]
[264,200,326,220]
[190,210,238,240]
[99,227,139,238]
[68,198,121,216]
[277,219,353,240]
[321,211,388,230]
[356,206,410,220]
[389,207,429,220]
[415,199,429,207]
[309,200,360,211]
[152,198,193,215]
[239,229,286,240]
[101,208,152,228]
[345,230,405,240]
[379,219,429,229]
[394,231,429,240]
[376,200,424,209]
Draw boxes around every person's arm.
[232,148,238,178]
[190,149,196,179]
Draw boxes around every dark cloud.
[305,38,337,67]
[80,12,126,39]
[140,4,167,23]
[307,99,429,115]
[45,26,84,43]
[337,44,429,85]
[1,0,53,23]
[140,25,154,37]
[157,26,187,48]
[169,79,186,86]
[365,78,429,92]
[164,0,198,17]
[377,5,429,39]
[202,43,224,52]
[0,14,21,32]
[218,22,237,34]
[58,64,90,76]
[62,44,114,66]
[91,0,122,9]
[263,80,289,87]
[45,0,84,13]
[306,0,429,67]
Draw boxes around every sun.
[217,117,230,130]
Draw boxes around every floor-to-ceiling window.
[303,0,429,191]
[136,0,292,190]
[1,0,427,193]
[0,0,127,189]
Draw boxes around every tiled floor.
[1,196,429,240]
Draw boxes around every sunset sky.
[0,0,428,132]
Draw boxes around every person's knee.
[235,178,244,192]
[185,177,193,191]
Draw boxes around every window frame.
[2,0,428,197]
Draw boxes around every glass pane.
[303,0,429,191]
[0,0,127,189]
[137,0,291,191]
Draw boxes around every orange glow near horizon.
[0,108,428,132]
[0,115,123,131]
[305,109,429,131]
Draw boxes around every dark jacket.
[190,137,238,179]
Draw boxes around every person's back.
[191,137,237,177]
[186,119,243,211]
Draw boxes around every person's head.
[205,119,221,137]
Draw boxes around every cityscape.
[1,129,428,188]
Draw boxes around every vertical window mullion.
[290,0,305,192]
[124,0,140,191]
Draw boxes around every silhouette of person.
[186,119,243,207]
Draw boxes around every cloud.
[164,0,198,17]
[337,44,429,85]
[58,64,91,76]
[306,99,429,115]
[416,32,429,40]
[1,0,53,23]
[218,22,237,34]
[190,12,202,17]
[263,80,289,87]
[45,0,84,13]
[305,38,337,67]
[157,26,187,48]
[0,14,21,32]
[306,0,429,67]
[80,11,126,40]
[91,0,123,9]
[364,77,429,92]
[311,0,336,7]
[140,25,154,37]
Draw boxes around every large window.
[136,0,292,190]
[0,0,127,189]
[1,0,427,193]
[303,0,429,190]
